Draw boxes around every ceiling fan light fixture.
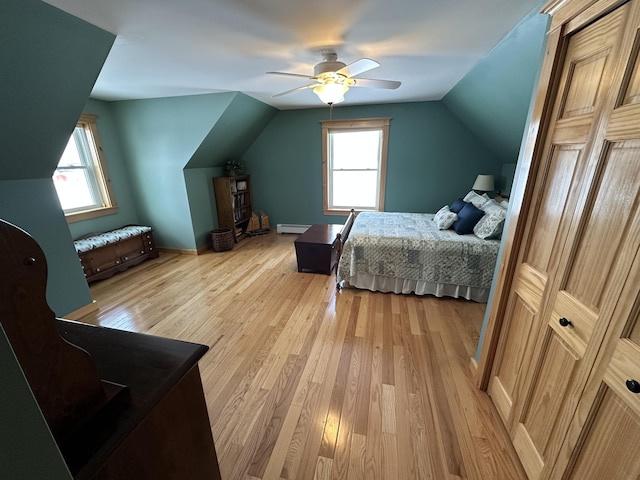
[313,82,348,104]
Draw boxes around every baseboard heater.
[277,224,311,234]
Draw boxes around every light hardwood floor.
[79,232,526,480]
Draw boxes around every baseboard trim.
[63,300,99,320]
[469,356,479,376]
[197,244,212,255]
[157,247,202,255]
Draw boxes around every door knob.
[559,317,572,327]
[626,379,640,394]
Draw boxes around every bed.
[336,193,507,302]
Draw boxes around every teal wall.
[0,0,113,314]
[186,93,277,169]
[184,167,224,247]
[110,93,236,250]
[443,1,549,165]
[0,180,93,316]
[0,0,114,477]
[474,10,551,362]
[242,102,502,225]
[108,92,275,250]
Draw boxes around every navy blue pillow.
[453,203,485,235]
[450,198,467,213]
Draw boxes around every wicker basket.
[210,228,234,252]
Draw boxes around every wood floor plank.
[78,232,526,480]
[280,381,321,480]
[393,345,418,480]
[318,296,360,459]
[297,304,352,480]
[313,457,333,480]
[382,384,396,435]
[382,297,395,386]
[347,432,366,480]
[353,294,374,435]
[363,310,384,479]
[382,432,399,480]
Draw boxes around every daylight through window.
[322,117,390,215]
[53,114,117,222]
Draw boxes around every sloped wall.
[0,0,114,314]
[0,0,114,477]
[110,92,276,250]
[443,2,549,165]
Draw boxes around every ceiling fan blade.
[351,78,401,89]
[337,58,379,78]
[272,83,317,97]
[267,71,316,80]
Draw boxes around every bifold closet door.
[544,2,640,478]
[488,2,636,479]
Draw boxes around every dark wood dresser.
[56,320,221,480]
[0,219,221,479]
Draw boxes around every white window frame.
[321,117,390,215]
[53,113,117,223]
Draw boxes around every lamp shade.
[313,82,348,104]
[472,174,495,192]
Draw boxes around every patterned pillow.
[433,205,458,230]
[435,205,450,217]
[463,190,489,209]
[474,200,508,239]
[480,199,506,216]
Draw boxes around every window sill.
[65,206,118,223]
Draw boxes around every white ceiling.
[43,0,541,110]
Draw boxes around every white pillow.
[463,190,489,209]
[480,199,506,216]
[434,205,458,230]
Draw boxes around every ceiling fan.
[267,50,401,105]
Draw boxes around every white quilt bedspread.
[337,211,500,299]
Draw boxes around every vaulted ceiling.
[43,0,541,109]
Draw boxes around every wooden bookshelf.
[212,175,253,242]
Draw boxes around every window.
[321,117,390,215]
[53,113,117,222]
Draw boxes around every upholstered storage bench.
[74,226,159,283]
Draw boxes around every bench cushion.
[74,226,152,254]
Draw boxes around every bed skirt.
[341,273,490,302]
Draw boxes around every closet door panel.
[487,5,627,444]
[512,78,634,480]
[488,143,591,431]
[555,261,640,479]
[567,388,640,479]
[621,34,640,106]
[489,266,543,423]
[564,140,640,306]
[489,5,630,480]
[547,12,640,474]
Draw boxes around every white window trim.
[321,117,390,215]
[56,113,118,223]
